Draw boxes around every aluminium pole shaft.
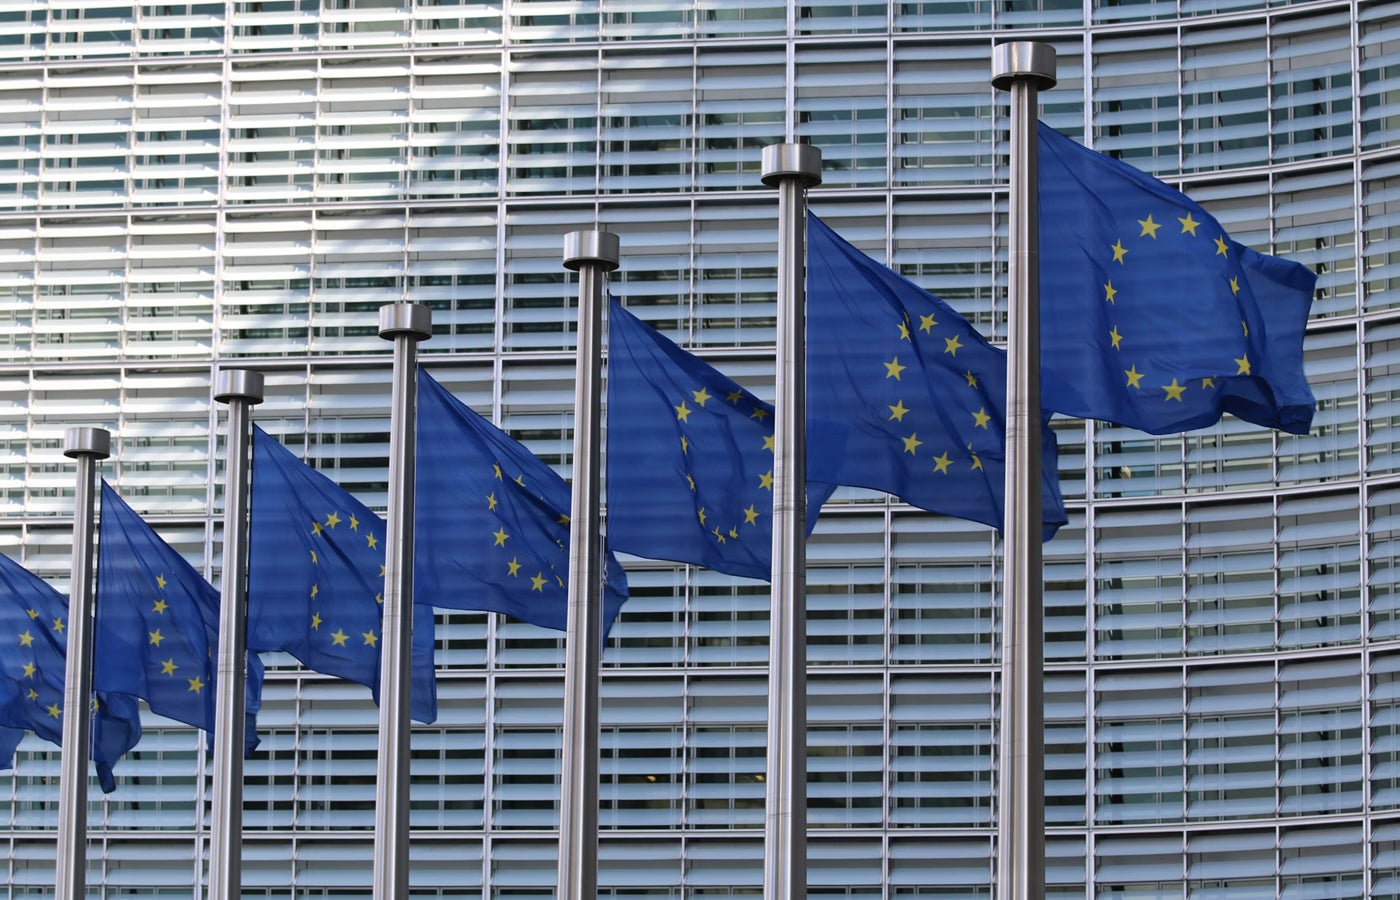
[209,369,264,900]
[55,425,111,900]
[373,303,431,900]
[557,229,618,900]
[760,143,822,900]
[991,42,1056,900]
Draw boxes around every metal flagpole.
[55,425,111,900]
[209,369,264,900]
[991,41,1056,900]
[373,303,431,900]
[760,143,821,900]
[557,229,618,900]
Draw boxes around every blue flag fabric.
[248,428,437,724]
[806,213,1068,539]
[96,483,263,755]
[607,300,835,579]
[415,369,629,635]
[0,727,22,770]
[0,551,142,792]
[1038,122,1317,435]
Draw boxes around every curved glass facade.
[0,0,1389,896]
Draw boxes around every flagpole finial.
[214,369,265,406]
[992,41,1057,91]
[761,143,822,188]
[378,302,432,341]
[563,230,620,272]
[63,426,110,460]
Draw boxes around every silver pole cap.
[563,230,620,272]
[213,369,265,405]
[378,303,432,341]
[63,426,111,460]
[991,42,1057,91]
[761,143,823,188]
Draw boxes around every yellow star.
[1109,326,1123,350]
[1202,377,1216,389]
[325,511,341,529]
[1163,379,1186,401]
[972,408,990,429]
[727,389,744,404]
[17,631,32,648]
[1235,355,1251,375]
[932,452,953,474]
[25,688,36,700]
[379,564,385,578]
[311,521,322,536]
[558,513,570,525]
[728,528,738,539]
[24,608,37,620]
[964,371,978,388]
[1229,276,1240,296]
[944,335,962,356]
[680,436,689,453]
[514,474,526,487]
[156,575,168,590]
[744,505,759,525]
[531,573,547,592]
[697,508,707,525]
[51,618,63,634]
[507,557,521,577]
[675,401,692,422]
[161,658,178,675]
[487,492,498,511]
[310,612,322,630]
[366,533,379,550]
[902,433,923,455]
[888,400,910,421]
[759,470,774,491]
[919,313,937,333]
[1214,236,1229,257]
[1111,239,1128,264]
[349,515,359,531]
[310,584,319,600]
[685,474,696,491]
[1125,365,1144,388]
[493,463,503,480]
[46,703,60,719]
[1138,215,1160,238]
[310,549,318,565]
[1241,319,1249,337]
[493,527,509,547]
[762,434,775,452]
[375,592,382,604]
[897,320,910,340]
[555,574,565,588]
[1104,281,1118,304]
[969,445,983,471]
[362,630,378,647]
[331,629,349,647]
[750,406,770,422]
[1179,213,1200,235]
[21,662,34,678]
[693,387,712,406]
[884,357,907,380]
[149,629,165,646]
[187,676,205,694]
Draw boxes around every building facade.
[0,0,1389,895]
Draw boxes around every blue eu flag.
[0,551,142,791]
[1038,122,1317,435]
[807,214,1068,538]
[96,483,263,755]
[415,368,629,635]
[248,428,437,724]
[607,299,835,579]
